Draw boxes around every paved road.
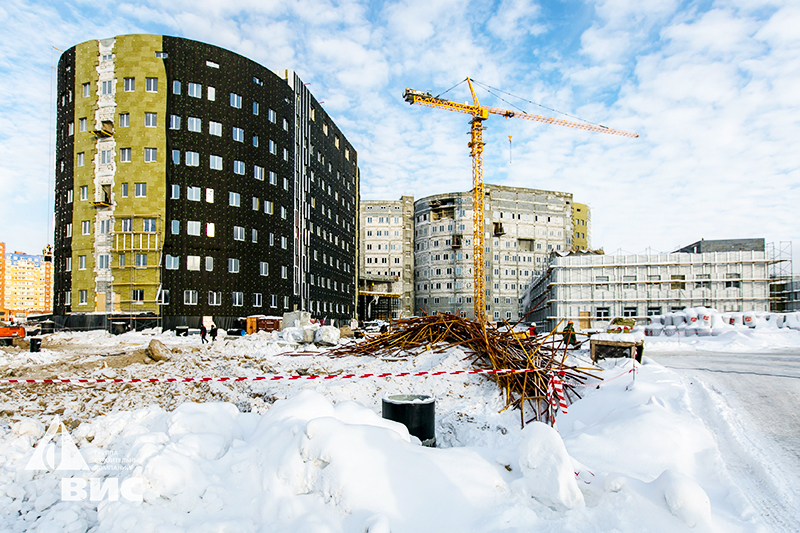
[651,350,800,532]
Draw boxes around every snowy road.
[651,350,800,532]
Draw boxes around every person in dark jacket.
[562,321,577,346]
[200,324,208,344]
[210,324,218,342]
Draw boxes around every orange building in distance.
[0,243,53,322]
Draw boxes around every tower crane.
[403,77,638,323]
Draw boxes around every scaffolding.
[767,241,794,311]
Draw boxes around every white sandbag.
[663,325,677,336]
[743,312,756,328]
[282,327,305,343]
[314,325,341,346]
[785,312,800,331]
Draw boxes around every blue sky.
[1,0,798,270]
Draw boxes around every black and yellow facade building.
[54,35,359,326]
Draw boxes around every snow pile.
[0,330,776,531]
[645,308,800,337]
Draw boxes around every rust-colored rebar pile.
[328,314,601,426]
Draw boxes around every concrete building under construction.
[358,196,415,320]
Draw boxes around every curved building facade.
[54,35,358,325]
[414,184,575,322]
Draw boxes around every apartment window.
[65,257,72,271]
[232,292,243,307]
[253,293,262,307]
[671,275,686,290]
[226,192,240,207]
[78,255,86,270]
[269,171,277,185]
[647,306,661,316]
[254,166,264,181]
[283,148,289,161]
[595,275,609,290]
[233,226,245,241]
[725,273,741,289]
[144,148,157,163]
[79,117,87,132]
[233,160,245,175]
[187,256,200,271]
[80,186,88,201]
[81,220,90,235]
[596,307,610,318]
[101,80,113,95]
[165,255,179,270]
[158,290,169,305]
[119,113,130,127]
[280,206,287,219]
[184,290,198,305]
[265,201,273,215]
[135,253,147,267]
[208,291,222,306]
[188,83,202,98]
[135,183,147,197]
[144,113,157,127]
[124,77,135,92]
[260,262,269,276]
[252,229,258,242]
[622,275,636,289]
[79,290,88,305]
[696,273,711,289]
[67,190,73,203]
[187,187,201,201]
[101,150,113,164]
[172,150,180,165]
[82,83,90,97]
[99,219,111,233]
[228,258,239,273]
[282,118,288,130]
[253,101,259,115]
[252,197,260,211]
[271,294,278,308]
[282,177,289,190]
[120,148,131,163]
[145,77,158,92]
[143,218,156,232]
[187,221,200,236]
[269,140,277,154]
[230,93,242,108]
[171,220,180,234]
[77,152,85,166]
[266,108,277,123]
[281,236,287,249]
[206,223,215,237]
[233,127,244,142]
[210,155,223,170]
[121,218,132,232]
[623,307,637,318]
[252,135,259,147]
[187,117,201,132]
[281,266,288,279]
[173,80,181,94]
[208,87,216,100]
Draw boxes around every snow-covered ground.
[0,327,796,532]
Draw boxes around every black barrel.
[30,337,42,352]
[40,321,55,335]
[175,325,189,337]
[111,322,127,335]
[382,394,436,447]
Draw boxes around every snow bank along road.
[651,350,800,532]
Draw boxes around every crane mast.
[403,78,638,323]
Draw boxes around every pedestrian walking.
[210,324,218,342]
[200,324,208,344]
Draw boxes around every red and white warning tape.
[0,367,553,385]
[546,373,569,415]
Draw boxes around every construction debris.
[328,314,602,426]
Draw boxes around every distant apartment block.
[413,184,577,322]
[358,196,415,319]
[0,243,53,321]
[522,249,770,331]
[571,202,591,251]
[675,238,765,254]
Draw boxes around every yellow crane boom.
[403,77,638,323]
